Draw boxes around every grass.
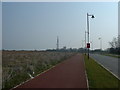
[101,53,120,58]
[3,73,30,90]
[84,55,120,88]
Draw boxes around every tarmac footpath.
[13,54,88,89]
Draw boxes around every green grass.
[84,55,120,88]
[102,54,120,58]
[101,53,120,58]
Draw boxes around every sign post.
[87,13,95,59]
[87,43,90,59]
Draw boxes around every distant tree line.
[108,35,120,55]
[46,46,85,53]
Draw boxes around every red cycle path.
[13,54,88,89]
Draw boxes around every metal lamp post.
[98,37,102,51]
[87,13,95,59]
[90,41,93,51]
[85,31,87,55]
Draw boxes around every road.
[90,53,119,79]
[13,54,88,89]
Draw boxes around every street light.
[90,41,93,50]
[98,37,102,51]
[82,40,84,53]
[87,13,95,59]
[85,31,87,55]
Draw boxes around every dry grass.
[2,50,76,89]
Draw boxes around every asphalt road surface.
[13,54,88,89]
[90,53,119,79]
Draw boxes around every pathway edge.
[82,54,89,89]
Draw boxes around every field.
[2,50,76,89]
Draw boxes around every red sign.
[87,43,90,48]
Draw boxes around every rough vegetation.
[108,35,120,55]
[2,50,76,89]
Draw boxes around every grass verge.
[84,55,120,88]
[102,54,120,58]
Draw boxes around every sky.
[118,1,120,35]
[0,2,2,50]
[2,2,118,50]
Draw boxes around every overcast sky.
[2,2,118,50]
[0,2,1,50]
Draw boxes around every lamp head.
[98,37,101,40]
[91,15,95,18]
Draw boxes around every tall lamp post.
[85,31,87,55]
[98,37,102,51]
[90,41,93,50]
[87,13,95,59]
